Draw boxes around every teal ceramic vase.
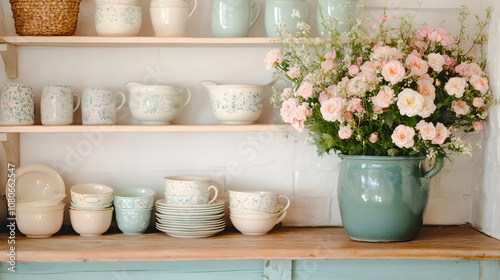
[338,155,444,242]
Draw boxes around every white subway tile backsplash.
[282,197,334,227]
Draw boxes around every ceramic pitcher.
[317,0,358,35]
[265,0,307,37]
[211,0,261,38]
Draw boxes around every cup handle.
[181,87,191,107]
[275,209,287,225]
[72,94,81,113]
[188,0,197,18]
[115,92,126,110]
[249,0,261,28]
[207,185,218,204]
[277,194,290,213]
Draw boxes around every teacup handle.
[275,209,287,225]
[249,0,261,28]
[115,92,126,110]
[188,0,198,18]
[277,194,290,213]
[72,94,81,113]
[180,87,192,107]
[207,185,218,204]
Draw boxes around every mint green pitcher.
[211,0,261,38]
[317,0,358,35]
[338,155,444,242]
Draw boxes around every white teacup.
[164,176,219,205]
[41,84,81,125]
[150,0,197,37]
[229,190,290,213]
[82,87,126,125]
[0,83,34,126]
[95,4,142,36]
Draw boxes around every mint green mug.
[211,0,261,38]
[265,0,307,37]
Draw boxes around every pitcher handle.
[181,87,191,107]
[72,94,81,113]
[423,156,444,179]
[188,0,198,18]
[249,0,261,28]
[115,92,126,110]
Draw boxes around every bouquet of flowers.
[266,5,494,162]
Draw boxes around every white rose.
[444,77,467,98]
[397,89,424,117]
[427,53,445,72]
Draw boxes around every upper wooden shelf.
[0,226,499,262]
[0,124,292,133]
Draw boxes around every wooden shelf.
[1,226,499,263]
[0,36,278,79]
[0,124,291,133]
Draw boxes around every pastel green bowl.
[115,208,153,235]
[113,188,155,209]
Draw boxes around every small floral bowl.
[113,188,155,209]
[70,183,114,207]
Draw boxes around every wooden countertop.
[1,226,499,262]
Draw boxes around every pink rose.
[338,126,353,139]
[451,100,470,116]
[418,80,436,100]
[372,105,384,114]
[380,14,388,20]
[291,119,305,132]
[355,57,363,66]
[391,125,416,148]
[470,75,489,94]
[372,86,394,108]
[473,97,484,108]
[474,121,483,132]
[324,51,336,60]
[298,82,314,99]
[432,123,450,145]
[320,97,345,122]
[265,48,283,70]
[326,85,338,97]
[348,65,360,76]
[360,61,377,74]
[444,77,467,98]
[442,55,456,67]
[369,132,378,143]
[294,103,312,121]
[287,67,301,79]
[455,63,483,77]
[348,98,363,113]
[280,98,299,123]
[343,111,354,122]
[381,60,406,85]
[321,60,335,71]
[416,28,431,39]
[427,53,445,72]
[416,121,436,141]
[418,97,437,118]
[406,53,429,76]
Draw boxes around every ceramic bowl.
[229,205,286,218]
[228,190,290,213]
[70,202,113,210]
[17,202,65,212]
[230,211,286,235]
[16,208,64,238]
[12,165,65,202]
[69,207,114,236]
[16,194,66,207]
[95,5,142,37]
[70,183,114,207]
[113,188,155,209]
[115,208,153,234]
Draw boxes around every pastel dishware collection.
[81,87,126,125]
[0,83,35,126]
[69,183,114,236]
[94,1,142,36]
[264,0,307,37]
[229,190,290,235]
[150,0,198,37]
[211,0,261,37]
[10,165,66,238]
[113,188,155,234]
[126,82,192,125]
[41,84,80,125]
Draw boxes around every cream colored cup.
[229,190,290,213]
[41,84,80,125]
[82,87,125,125]
[164,176,219,205]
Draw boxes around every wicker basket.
[10,0,83,36]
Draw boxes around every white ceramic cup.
[229,190,290,213]
[41,84,80,125]
[0,83,35,126]
[82,87,125,125]
[150,0,197,37]
[164,176,219,205]
[95,4,142,36]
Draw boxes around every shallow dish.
[156,226,225,238]
[11,165,65,202]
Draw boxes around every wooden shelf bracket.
[0,43,17,79]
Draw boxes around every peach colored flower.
[474,121,483,132]
[338,126,353,139]
[294,103,312,121]
[326,85,338,97]
[406,53,429,76]
[427,53,445,72]
[280,98,299,123]
[473,97,484,108]
[418,80,436,100]
[418,97,437,118]
[372,46,403,61]
[372,86,394,108]
[451,100,470,116]
[416,28,431,39]
[265,48,283,70]
[369,132,378,143]
[470,75,489,94]
[324,51,336,60]
[348,65,360,76]
[360,61,376,75]
[298,82,314,99]
[291,119,305,132]
[455,63,482,77]
[348,98,363,113]
[444,77,467,98]
[320,97,345,122]
[372,105,383,114]
[397,89,424,117]
[432,123,450,145]
[287,67,301,79]
[321,60,335,71]
[416,120,436,140]
[391,125,415,148]
[381,60,405,85]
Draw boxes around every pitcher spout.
[200,80,218,89]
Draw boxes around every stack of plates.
[155,199,226,238]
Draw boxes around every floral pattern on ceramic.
[70,192,113,207]
[164,192,216,205]
[164,176,218,195]
[115,208,152,234]
[0,83,35,126]
[41,84,80,125]
[95,4,142,36]
[229,191,290,213]
[210,91,262,114]
[82,88,125,125]
[113,195,155,209]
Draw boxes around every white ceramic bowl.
[17,202,65,212]
[95,5,142,37]
[16,194,66,207]
[70,207,114,236]
[230,212,286,235]
[16,209,64,238]
[12,165,65,202]
[70,183,114,207]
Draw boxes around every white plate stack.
[155,199,226,238]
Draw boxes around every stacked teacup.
[229,190,290,235]
[113,188,155,235]
[95,0,142,36]
[69,183,114,236]
[150,0,198,37]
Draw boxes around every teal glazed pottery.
[317,0,358,35]
[338,155,444,242]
